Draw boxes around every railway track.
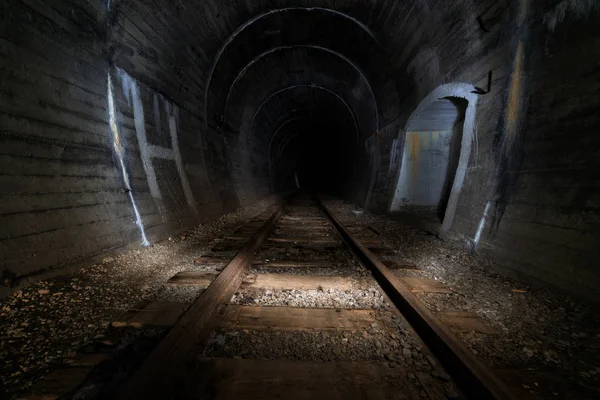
[19,195,518,400]
[114,194,518,400]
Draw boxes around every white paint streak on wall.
[117,68,165,219]
[473,200,491,247]
[115,68,197,218]
[544,0,599,31]
[117,68,160,198]
[107,73,150,247]
[387,137,399,175]
[168,103,197,213]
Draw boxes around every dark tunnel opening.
[270,118,357,194]
[242,84,368,199]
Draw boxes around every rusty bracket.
[472,70,493,95]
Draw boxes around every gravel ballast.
[4,196,597,398]
[0,198,277,397]
[231,286,391,310]
[323,198,600,397]
[204,312,458,399]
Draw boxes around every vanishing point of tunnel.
[1,1,600,399]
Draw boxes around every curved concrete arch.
[390,83,479,233]
[225,46,379,131]
[267,116,308,172]
[248,84,362,143]
[269,117,306,154]
[265,116,310,190]
[269,117,325,160]
[204,7,380,126]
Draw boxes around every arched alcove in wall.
[390,83,479,232]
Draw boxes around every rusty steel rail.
[318,200,518,400]
[116,201,285,400]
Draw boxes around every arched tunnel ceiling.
[204,6,404,135]
[247,86,359,160]
[271,117,335,163]
[117,0,476,194]
[114,0,466,131]
[251,86,359,144]
[224,46,377,141]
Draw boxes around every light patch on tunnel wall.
[387,136,400,178]
[107,73,150,247]
[473,200,491,248]
[115,67,197,218]
[504,41,525,147]
[409,132,421,181]
[393,131,450,210]
[390,83,479,233]
[503,0,529,147]
[544,0,599,31]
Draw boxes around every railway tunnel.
[1,0,600,399]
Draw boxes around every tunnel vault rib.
[249,85,361,143]
[203,6,388,129]
[199,4,401,201]
[238,86,361,192]
[222,45,380,131]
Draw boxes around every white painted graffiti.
[115,67,197,219]
[107,72,150,246]
[387,136,400,177]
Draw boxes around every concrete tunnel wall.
[1,0,600,302]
